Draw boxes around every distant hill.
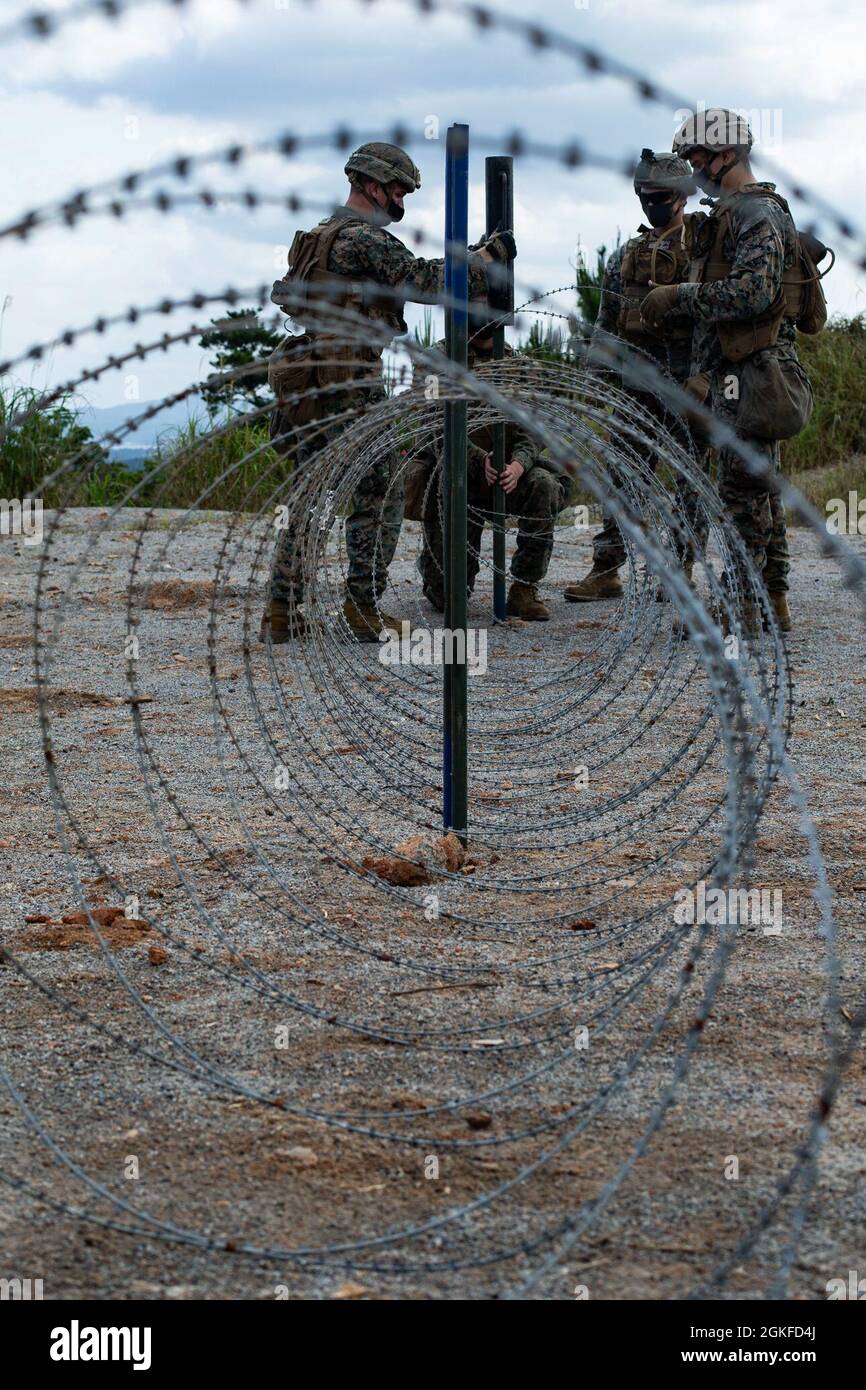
[77,399,206,450]
[108,446,151,469]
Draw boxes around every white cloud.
[8,5,189,85]
[2,0,863,411]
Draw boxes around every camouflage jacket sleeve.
[330,222,489,304]
[586,245,625,371]
[467,418,542,476]
[678,196,787,324]
[508,404,544,474]
[426,340,542,475]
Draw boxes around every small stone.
[332,1281,370,1300]
[284,1145,318,1167]
[464,1111,493,1131]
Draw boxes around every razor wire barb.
[1,0,864,262]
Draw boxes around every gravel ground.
[1,507,865,1301]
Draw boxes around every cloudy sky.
[2,0,864,420]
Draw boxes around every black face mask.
[364,185,405,225]
[639,191,677,228]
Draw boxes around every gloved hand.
[481,229,517,262]
[640,283,680,330]
[684,373,710,404]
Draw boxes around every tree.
[519,318,568,362]
[515,240,622,362]
[198,309,282,416]
[574,236,620,332]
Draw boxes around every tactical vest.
[616,228,692,344]
[268,212,401,403]
[283,212,408,334]
[685,187,828,362]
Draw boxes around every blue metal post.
[443,124,469,843]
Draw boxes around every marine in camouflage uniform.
[565,150,703,603]
[262,142,512,642]
[411,332,570,621]
[643,110,805,630]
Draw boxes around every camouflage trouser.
[592,390,705,572]
[419,461,569,599]
[710,369,789,595]
[268,388,403,607]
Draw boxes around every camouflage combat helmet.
[344,142,421,192]
[633,148,696,195]
[672,108,754,159]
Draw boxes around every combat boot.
[564,564,623,603]
[506,581,550,621]
[656,562,693,603]
[766,592,791,633]
[343,596,402,643]
[423,584,445,614]
[741,602,761,637]
[259,599,307,643]
[721,602,760,640]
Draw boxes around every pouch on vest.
[274,217,363,324]
[268,332,314,394]
[618,236,690,341]
[267,332,321,424]
[716,292,787,363]
[735,353,814,441]
[313,336,365,386]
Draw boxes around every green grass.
[523,314,866,520]
[786,454,866,521]
[780,314,866,479]
[143,413,285,513]
[3,312,863,522]
[0,385,287,514]
[0,383,137,507]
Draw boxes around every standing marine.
[641,109,824,632]
[261,142,515,642]
[566,149,701,603]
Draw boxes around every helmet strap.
[354,179,394,225]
